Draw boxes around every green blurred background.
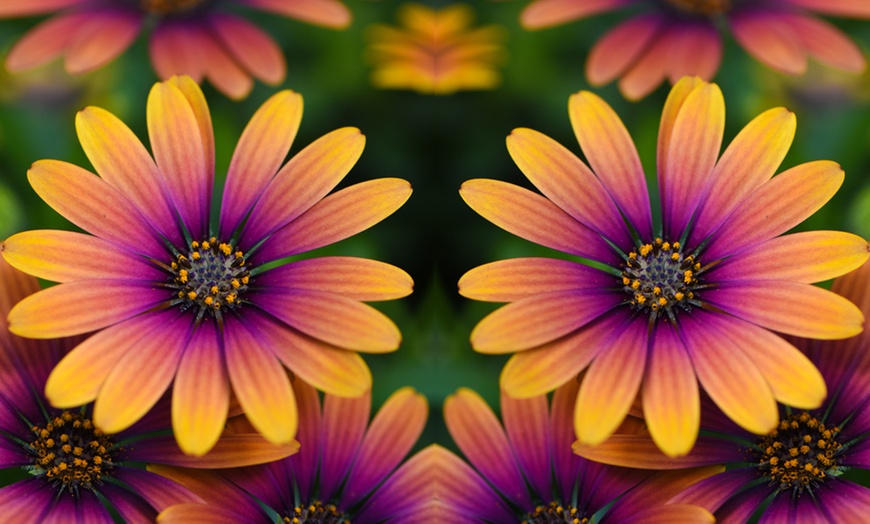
[1,0,870,480]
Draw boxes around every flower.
[0,0,352,99]
[366,3,506,94]
[439,385,718,522]
[0,257,298,521]
[459,75,869,457]
[575,259,870,522]
[153,383,432,523]
[2,75,413,456]
[520,0,869,99]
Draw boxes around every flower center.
[754,412,843,493]
[522,502,587,524]
[662,0,731,16]
[622,238,702,321]
[27,411,116,495]
[140,0,207,15]
[283,502,350,524]
[169,237,251,321]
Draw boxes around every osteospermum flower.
[0,257,298,521]
[439,386,718,522]
[521,0,869,99]
[576,259,870,522]
[2,75,413,456]
[366,3,506,94]
[154,382,432,523]
[0,0,351,99]
[459,75,869,457]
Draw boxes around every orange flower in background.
[366,3,506,94]
[521,0,869,99]
[0,0,352,99]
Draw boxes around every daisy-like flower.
[459,75,869,457]
[576,259,870,522]
[153,382,432,523]
[0,0,351,99]
[1,75,413,457]
[520,0,869,99]
[439,385,718,522]
[366,3,506,95]
[0,257,298,522]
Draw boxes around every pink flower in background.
[521,0,869,99]
[0,0,352,98]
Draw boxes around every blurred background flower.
[366,3,506,94]
[520,0,869,99]
[0,0,352,98]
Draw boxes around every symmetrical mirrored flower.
[439,386,718,522]
[153,383,433,523]
[0,257,298,522]
[366,3,506,94]
[0,0,352,98]
[576,258,870,522]
[1,75,413,457]
[460,75,869,457]
[520,0,869,99]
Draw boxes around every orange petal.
[521,0,624,29]
[172,324,229,457]
[587,15,662,86]
[243,127,366,241]
[75,106,181,245]
[642,323,699,457]
[617,33,670,101]
[319,390,371,500]
[730,11,807,75]
[471,290,619,354]
[198,30,253,99]
[5,13,90,72]
[2,230,159,283]
[459,257,613,302]
[574,317,648,446]
[500,314,622,397]
[713,231,870,284]
[443,388,531,507]
[691,107,796,243]
[257,257,413,301]
[92,314,188,433]
[157,504,248,524]
[255,178,412,261]
[343,388,428,507]
[136,434,298,469]
[219,89,303,238]
[149,22,205,82]
[666,23,722,83]
[658,76,706,194]
[224,316,297,444]
[64,12,141,74]
[784,13,865,72]
[209,14,286,84]
[704,160,844,260]
[147,80,210,238]
[705,280,864,340]
[244,0,351,28]
[569,91,652,236]
[8,280,166,339]
[501,392,550,500]
[573,434,736,469]
[506,127,630,244]
[660,81,725,239]
[680,311,779,434]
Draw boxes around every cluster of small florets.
[622,238,702,320]
[522,501,588,524]
[140,0,206,15]
[170,237,251,321]
[755,412,843,493]
[283,501,350,524]
[27,411,115,494]
[663,0,732,16]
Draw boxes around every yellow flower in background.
[366,3,506,95]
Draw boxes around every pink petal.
[64,10,142,74]
[209,13,286,83]
[319,391,371,501]
[197,28,253,99]
[587,15,663,86]
[521,0,629,29]
[5,13,91,72]
[617,30,671,100]
[459,257,614,302]
[0,0,85,16]
[242,0,351,28]
[502,392,551,501]
[665,22,722,83]
[780,13,866,72]
[256,257,413,301]
[782,0,870,17]
[149,21,205,82]
[730,10,807,75]
[443,388,531,508]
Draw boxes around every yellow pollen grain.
[631,280,640,290]
[769,457,778,465]
[204,296,214,306]
[640,244,653,256]
[658,297,667,306]
[789,448,799,457]
[231,279,240,289]
[241,276,249,284]
[192,251,201,260]
[623,276,631,285]
[191,241,199,248]
[220,243,232,255]
[635,294,646,304]
[629,252,637,260]
[187,291,197,300]
[675,292,684,301]
[662,242,670,250]
[227,293,237,303]
[201,241,211,250]
[210,285,219,295]
[671,252,680,261]
[235,251,244,258]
